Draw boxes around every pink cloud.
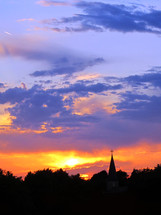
[17,18,35,22]
[37,0,70,7]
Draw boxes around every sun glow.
[0,113,13,126]
[0,142,161,178]
[65,158,79,167]
[80,174,89,180]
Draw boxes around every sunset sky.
[1,0,161,178]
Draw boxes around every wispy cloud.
[17,18,35,22]
[37,0,70,7]
[30,57,104,77]
[33,26,65,32]
[0,37,105,77]
[4,31,12,36]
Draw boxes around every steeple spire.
[107,150,119,192]
[109,150,117,181]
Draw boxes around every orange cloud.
[72,93,119,115]
[51,126,70,133]
[0,113,13,126]
[0,104,16,128]
[74,73,101,81]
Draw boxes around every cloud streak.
[17,18,35,22]
[55,82,122,96]
[37,0,70,7]
[43,1,161,34]
[30,57,104,77]
[0,38,105,77]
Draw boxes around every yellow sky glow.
[0,142,160,178]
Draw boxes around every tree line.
[1,165,161,214]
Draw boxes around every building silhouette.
[107,150,119,192]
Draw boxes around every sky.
[1,0,161,179]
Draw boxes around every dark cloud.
[0,84,101,129]
[39,80,52,84]
[30,57,104,77]
[50,111,98,128]
[0,87,32,104]
[55,82,122,96]
[0,83,5,88]
[114,92,161,123]
[48,2,161,34]
[8,90,65,129]
[3,81,121,128]
[0,86,63,128]
[124,71,161,88]
[104,67,161,89]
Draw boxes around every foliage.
[1,164,161,214]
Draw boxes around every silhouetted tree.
[116,170,128,186]
[90,170,108,192]
[0,169,32,214]
[1,164,161,215]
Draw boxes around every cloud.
[0,37,104,77]
[0,84,100,130]
[1,64,161,153]
[30,58,104,77]
[114,92,161,123]
[37,0,70,7]
[17,18,35,22]
[0,83,5,88]
[4,31,12,36]
[1,81,161,158]
[55,82,122,96]
[2,65,161,132]
[123,70,161,88]
[45,1,161,34]
[20,83,27,89]
[103,68,161,124]
[2,86,65,129]
[104,67,161,89]
[39,80,53,84]
[0,87,32,104]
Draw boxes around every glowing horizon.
[0,142,160,179]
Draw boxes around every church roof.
[108,152,118,181]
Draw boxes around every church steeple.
[109,150,117,181]
[107,150,119,192]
